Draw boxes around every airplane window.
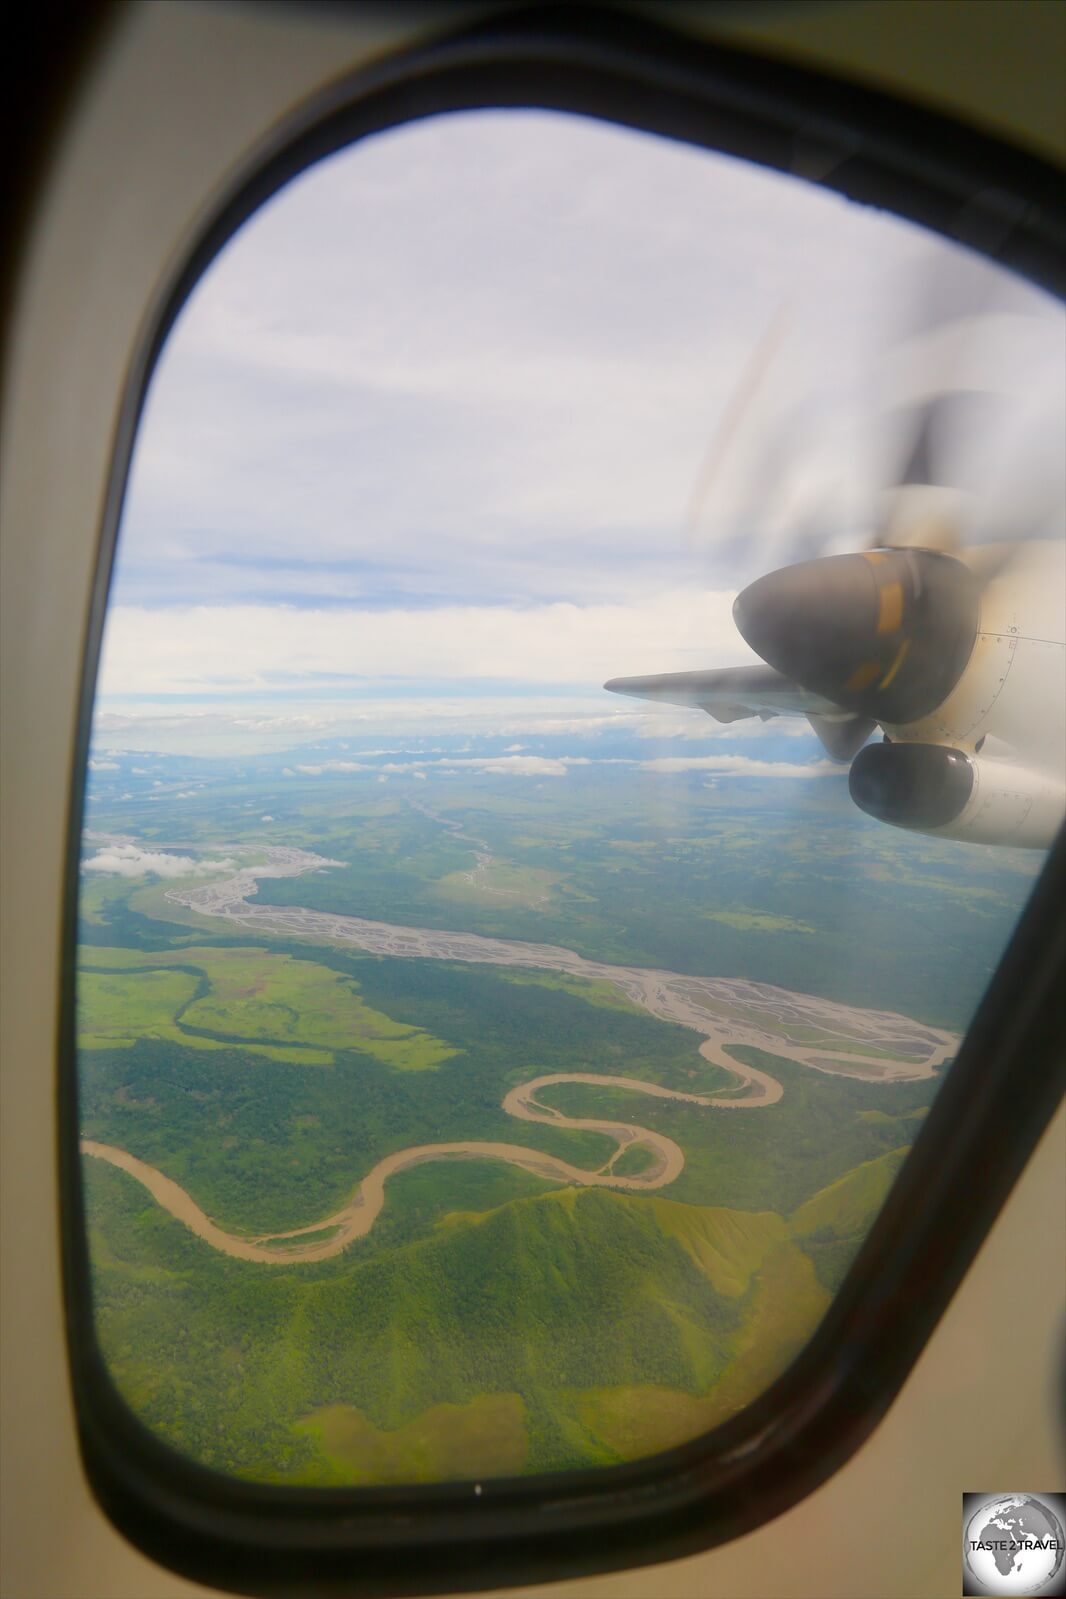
[73,106,1063,1509]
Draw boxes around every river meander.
[81,844,957,1265]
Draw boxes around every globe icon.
[964,1495,1065,1596]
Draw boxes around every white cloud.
[92,102,1061,808]
[95,589,751,698]
[123,112,1015,616]
[639,754,842,777]
[285,752,609,779]
[261,814,274,821]
[291,760,376,775]
[88,757,119,771]
[82,845,235,879]
[450,755,569,777]
[86,694,831,758]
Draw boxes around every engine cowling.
[849,742,1064,848]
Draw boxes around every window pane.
[77,110,1064,1486]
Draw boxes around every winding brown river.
[80,842,956,1266]
[81,1067,762,1265]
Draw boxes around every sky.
[93,109,1064,756]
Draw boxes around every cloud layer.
[639,754,840,777]
[117,112,930,615]
[96,589,751,697]
[93,109,1062,751]
[277,751,836,780]
[82,845,235,879]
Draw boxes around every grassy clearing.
[649,1201,788,1298]
[682,1243,830,1430]
[567,1383,722,1461]
[128,878,232,936]
[703,911,816,935]
[791,1147,909,1239]
[435,862,559,909]
[79,969,201,1048]
[609,1143,657,1178]
[294,1394,528,1485]
[79,874,142,927]
[488,968,646,1018]
[79,945,457,1071]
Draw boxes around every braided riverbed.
[81,844,955,1265]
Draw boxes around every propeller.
[688,249,1060,573]
[866,251,1063,574]
[869,386,1055,582]
[688,250,1063,729]
[685,305,791,548]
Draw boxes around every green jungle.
[76,763,1035,1485]
[82,769,1039,1031]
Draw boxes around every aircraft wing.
[603,664,845,721]
[603,665,876,760]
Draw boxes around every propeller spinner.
[731,547,981,726]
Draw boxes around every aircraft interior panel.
[2,4,1063,1597]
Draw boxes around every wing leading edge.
[603,665,876,761]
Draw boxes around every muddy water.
[81,1067,739,1265]
[161,845,957,1085]
[82,841,955,1265]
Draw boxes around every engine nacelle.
[849,742,1064,848]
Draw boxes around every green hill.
[648,1199,788,1297]
[790,1146,910,1291]
[296,1187,761,1429]
[791,1147,909,1239]
[289,1186,832,1475]
[87,1166,846,1482]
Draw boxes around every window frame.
[59,7,1066,1594]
